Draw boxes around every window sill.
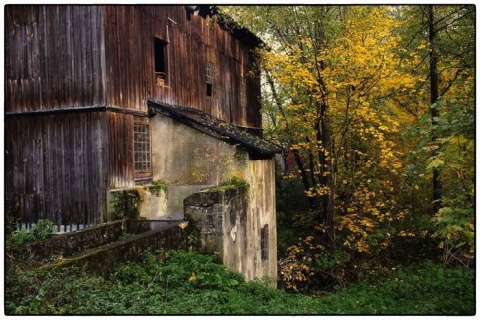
[134,176,152,185]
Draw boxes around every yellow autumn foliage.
[255,6,420,253]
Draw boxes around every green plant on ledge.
[211,175,249,192]
[146,179,168,196]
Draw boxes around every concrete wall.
[184,159,277,283]
[107,185,168,220]
[104,113,252,221]
[150,114,250,219]
[245,159,277,281]
[184,189,247,259]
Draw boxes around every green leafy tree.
[397,5,475,266]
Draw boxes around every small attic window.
[155,37,168,85]
[205,61,215,97]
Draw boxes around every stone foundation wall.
[34,222,188,277]
[184,188,247,259]
[6,220,125,266]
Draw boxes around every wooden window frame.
[133,118,152,179]
[205,61,215,97]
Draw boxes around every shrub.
[7,219,56,246]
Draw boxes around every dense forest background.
[218,5,475,293]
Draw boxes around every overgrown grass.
[6,250,475,315]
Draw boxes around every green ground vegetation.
[6,249,474,315]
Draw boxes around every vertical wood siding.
[103,5,261,128]
[107,112,135,188]
[5,5,264,229]
[5,113,108,231]
[6,5,261,124]
[5,5,106,113]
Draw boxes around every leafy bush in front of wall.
[7,219,56,246]
[110,181,168,220]
[110,188,146,220]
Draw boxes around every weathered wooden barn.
[5,5,279,280]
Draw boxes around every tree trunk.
[316,101,335,246]
[292,149,316,209]
[427,5,442,214]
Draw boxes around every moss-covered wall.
[107,182,168,220]
[6,220,125,267]
[35,222,188,277]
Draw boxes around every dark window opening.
[261,224,269,261]
[205,61,215,97]
[134,122,151,177]
[155,37,168,85]
[206,83,213,97]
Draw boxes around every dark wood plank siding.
[5,5,263,230]
[103,5,261,128]
[5,5,106,113]
[107,112,135,188]
[246,63,262,129]
[5,113,108,230]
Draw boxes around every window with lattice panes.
[133,120,151,177]
[206,61,215,97]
